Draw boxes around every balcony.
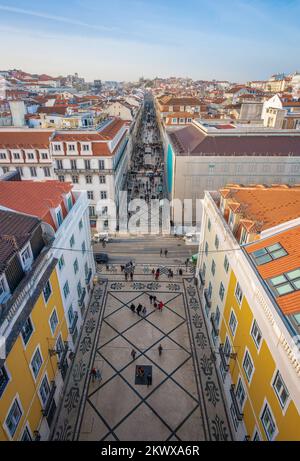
[68,313,78,335]
[210,313,219,337]
[219,344,229,372]
[54,168,114,175]
[78,288,86,307]
[42,381,56,417]
[85,268,92,285]
[230,384,244,421]
[204,289,211,308]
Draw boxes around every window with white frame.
[0,276,9,302]
[49,309,58,335]
[70,234,75,248]
[229,310,238,336]
[205,242,208,256]
[21,317,33,345]
[21,427,32,441]
[63,281,70,299]
[54,144,61,151]
[268,268,300,296]
[224,255,229,273]
[215,234,219,249]
[5,399,22,437]
[0,366,10,398]
[273,371,289,408]
[211,260,216,276]
[42,280,52,303]
[58,255,65,271]
[68,304,75,325]
[219,282,225,301]
[56,209,63,227]
[79,219,83,231]
[68,144,75,151]
[20,245,32,270]
[235,282,243,305]
[31,348,43,378]
[243,350,254,382]
[86,175,92,184]
[100,191,107,200]
[261,403,277,441]
[30,167,37,177]
[99,175,106,184]
[39,375,50,406]
[236,378,246,410]
[99,160,105,170]
[251,320,262,348]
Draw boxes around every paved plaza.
[51,264,233,441]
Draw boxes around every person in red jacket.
[158,301,164,311]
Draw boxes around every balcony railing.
[204,289,211,308]
[85,268,92,285]
[68,313,79,335]
[210,313,219,337]
[230,384,244,421]
[219,344,230,372]
[42,381,56,417]
[54,168,114,175]
[78,288,86,307]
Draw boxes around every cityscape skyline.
[1,0,300,81]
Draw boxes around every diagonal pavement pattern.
[51,265,232,441]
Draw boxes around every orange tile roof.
[0,130,53,149]
[0,180,73,230]
[52,118,127,143]
[221,185,300,232]
[246,226,300,316]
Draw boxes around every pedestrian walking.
[131,349,136,360]
[90,367,97,383]
[96,369,102,382]
[125,272,128,281]
[147,374,152,386]
[153,295,157,303]
[142,306,147,316]
[160,248,163,257]
[130,303,135,313]
[130,272,133,281]
[164,249,168,257]
[137,303,142,316]
[179,268,183,276]
[158,344,163,356]
[149,295,153,304]
[158,301,164,312]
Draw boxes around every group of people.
[130,302,147,316]
[160,249,169,257]
[121,261,135,281]
[149,295,164,311]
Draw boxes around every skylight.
[252,243,287,266]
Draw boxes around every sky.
[0,0,300,82]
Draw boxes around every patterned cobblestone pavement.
[51,265,232,441]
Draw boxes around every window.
[13,153,20,160]
[21,427,32,441]
[31,348,43,378]
[16,166,23,176]
[0,276,8,301]
[68,305,75,325]
[77,281,82,298]
[205,242,208,256]
[58,175,65,182]
[0,152,6,159]
[72,175,79,184]
[236,378,246,409]
[253,430,261,441]
[63,281,70,299]
[41,152,48,159]
[43,167,51,177]
[0,366,9,397]
[99,160,105,170]
[208,218,211,231]
[56,335,65,360]
[56,159,63,169]
[86,175,92,184]
[251,320,262,348]
[67,195,73,210]
[211,260,216,276]
[243,350,254,382]
[224,255,229,273]
[215,235,219,249]
[82,144,89,151]
[5,400,22,437]
[273,371,289,408]
[54,144,61,151]
[2,167,9,173]
[68,144,75,151]
[269,268,300,296]
[100,191,107,200]
[56,209,63,226]
[89,206,95,217]
[235,282,243,305]
[224,336,231,362]
[261,404,277,441]
[79,219,83,231]
[99,175,106,184]
[20,246,32,269]
[27,153,34,160]
[85,261,89,278]
[87,191,94,200]
[219,282,225,301]
[215,306,220,327]
[49,309,58,335]
[43,281,52,303]
[39,375,50,406]
[73,258,79,274]
[229,310,238,336]
[70,235,75,248]
[21,317,33,345]
[252,243,287,266]
[84,159,91,169]
[58,255,65,271]
[30,167,37,177]
[82,241,86,254]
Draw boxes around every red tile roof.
[0,180,73,230]
[0,130,52,149]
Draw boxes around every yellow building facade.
[0,266,68,441]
